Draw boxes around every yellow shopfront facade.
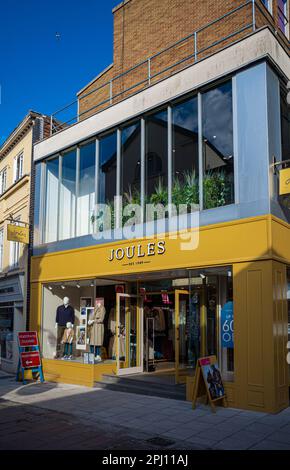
[30,214,290,414]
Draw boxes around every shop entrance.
[116,293,143,375]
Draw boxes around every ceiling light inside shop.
[48,286,52,291]
[76,283,80,288]
[61,285,65,290]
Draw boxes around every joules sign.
[108,240,166,262]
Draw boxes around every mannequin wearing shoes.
[55,297,75,358]
[88,301,106,362]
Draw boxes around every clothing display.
[143,300,174,370]
[56,304,75,327]
[89,304,106,346]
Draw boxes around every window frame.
[13,151,24,183]
[0,167,7,195]
[0,227,4,271]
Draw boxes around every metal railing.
[48,0,278,137]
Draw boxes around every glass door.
[116,293,143,376]
[175,289,190,384]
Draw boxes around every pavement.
[0,371,290,450]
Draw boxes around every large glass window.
[0,302,14,361]
[77,142,96,237]
[146,110,168,203]
[98,132,117,206]
[281,88,290,161]
[33,163,42,246]
[0,168,7,195]
[45,157,59,243]
[121,121,141,205]
[202,81,234,209]
[59,149,77,241]
[0,228,3,271]
[172,97,199,206]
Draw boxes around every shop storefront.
[30,215,290,414]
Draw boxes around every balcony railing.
[47,0,286,138]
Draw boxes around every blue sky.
[0,0,118,145]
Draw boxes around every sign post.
[16,332,44,384]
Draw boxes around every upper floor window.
[0,168,7,195]
[202,81,234,209]
[278,0,289,35]
[99,132,117,205]
[281,87,290,161]
[146,110,168,203]
[77,142,96,237]
[59,149,77,241]
[261,0,272,13]
[9,220,20,269]
[0,228,3,271]
[13,152,23,183]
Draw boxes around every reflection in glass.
[77,142,95,236]
[45,157,59,243]
[281,89,290,161]
[172,97,199,206]
[33,163,42,246]
[121,122,141,205]
[59,150,77,241]
[146,110,168,203]
[99,132,117,205]
[202,81,234,209]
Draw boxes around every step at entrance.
[95,373,186,401]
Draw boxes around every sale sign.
[18,331,38,347]
[221,301,234,348]
[20,351,41,369]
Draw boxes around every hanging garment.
[89,305,106,346]
[152,307,166,332]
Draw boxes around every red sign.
[18,331,38,347]
[20,351,41,369]
[199,357,211,366]
[115,285,125,294]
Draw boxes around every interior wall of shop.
[30,215,290,412]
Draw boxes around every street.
[1,372,290,450]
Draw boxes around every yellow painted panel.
[31,216,270,283]
[279,168,290,195]
[271,217,290,263]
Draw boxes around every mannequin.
[61,322,74,360]
[55,297,75,359]
[88,300,106,362]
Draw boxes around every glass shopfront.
[0,302,14,361]
[41,266,234,382]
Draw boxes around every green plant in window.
[203,170,231,209]
[122,185,141,226]
[149,178,168,206]
[183,171,199,206]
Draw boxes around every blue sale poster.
[221,301,234,348]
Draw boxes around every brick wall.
[78,0,289,121]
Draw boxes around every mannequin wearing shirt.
[55,297,75,358]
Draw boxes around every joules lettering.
[108,241,166,262]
